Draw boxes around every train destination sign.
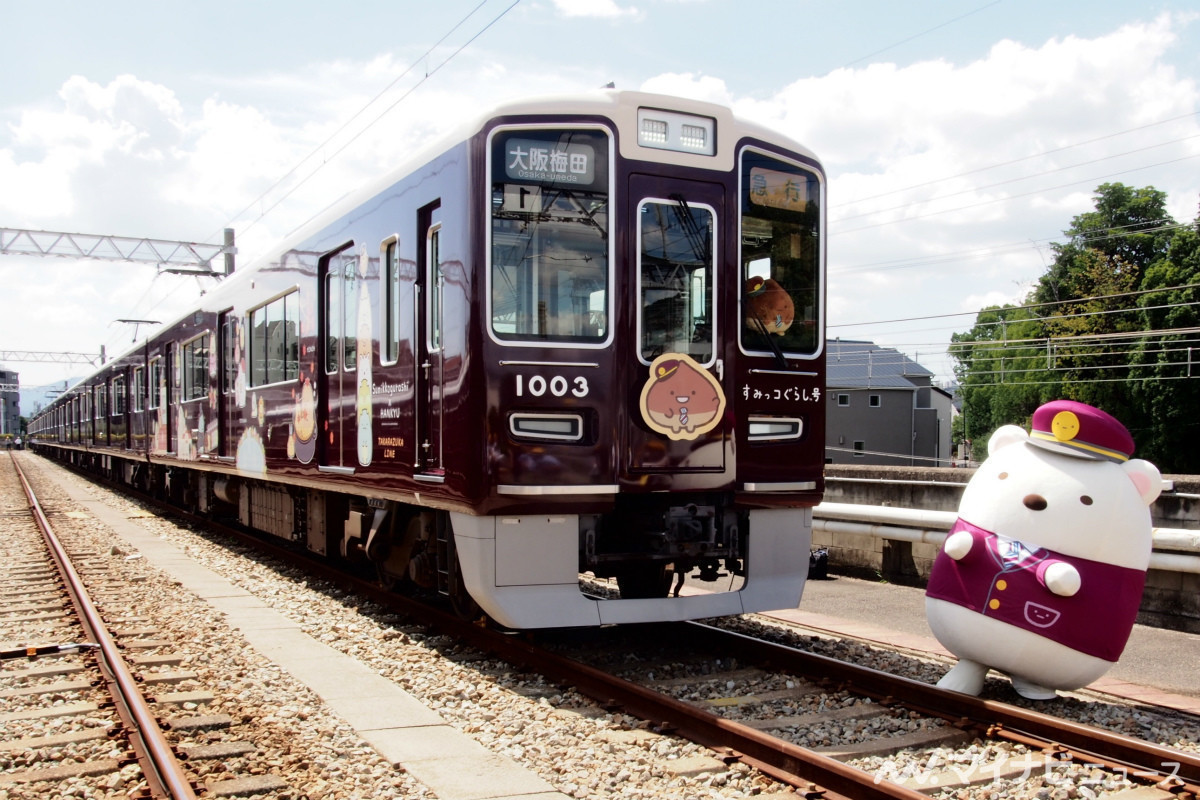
[505,138,595,185]
[748,167,809,213]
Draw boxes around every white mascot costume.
[925,400,1162,700]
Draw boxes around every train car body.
[31,90,827,629]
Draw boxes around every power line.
[118,2,522,358]
[233,1,520,240]
[833,134,1200,225]
[831,152,1200,236]
[841,110,1200,206]
[832,281,1200,329]
[834,220,1192,275]
[841,0,1004,69]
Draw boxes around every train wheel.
[370,513,418,591]
[445,529,482,621]
[616,564,674,599]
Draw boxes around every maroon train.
[30,90,827,628]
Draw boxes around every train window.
[428,224,442,352]
[489,128,609,344]
[343,257,358,372]
[148,357,162,409]
[94,384,106,419]
[112,375,126,415]
[382,238,400,364]
[638,198,715,363]
[221,315,238,395]
[249,290,300,386]
[324,252,357,373]
[181,334,209,401]
[740,150,822,357]
[132,367,145,412]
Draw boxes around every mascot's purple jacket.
[925,517,1145,662]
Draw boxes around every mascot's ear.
[987,425,1028,456]
[1122,458,1163,505]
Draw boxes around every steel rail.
[685,621,1200,793]
[9,453,198,800]
[68,477,924,800]
[40,455,1200,798]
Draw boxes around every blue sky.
[2,0,1199,393]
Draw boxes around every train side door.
[318,243,359,472]
[626,176,730,478]
[165,346,177,454]
[415,203,444,480]
[217,310,235,458]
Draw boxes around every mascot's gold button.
[989,599,1001,610]
[996,579,1007,591]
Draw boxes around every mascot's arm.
[1038,560,1081,597]
[943,530,974,560]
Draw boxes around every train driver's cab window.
[740,150,822,357]
[182,334,210,401]
[489,128,610,344]
[250,290,300,386]
[638,198,715,363]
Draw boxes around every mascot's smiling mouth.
[1024,601,1061,629]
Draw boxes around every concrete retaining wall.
[817,465,1200,633]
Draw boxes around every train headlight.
[747,416,803,442]
[637,108,716,155]
[509,412,584,442]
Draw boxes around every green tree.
[1128,218,1200,471]
[1031,183,1175,423]
[950,303,1049,453]
[950,184,1200,472]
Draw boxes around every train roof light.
[637,108,716,155]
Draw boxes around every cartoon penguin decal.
[638,353,726,441]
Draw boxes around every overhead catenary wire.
[114,1,522,360]
[841,110,1200,206]
[217,0,496,241]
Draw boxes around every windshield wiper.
[743,294,791,370]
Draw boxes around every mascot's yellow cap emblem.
[1050,410,1080,442]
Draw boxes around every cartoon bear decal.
[639,353,726,441]
[925,400,1162,700]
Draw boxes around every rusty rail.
[685,621,1200,793]
[10,453,198,800]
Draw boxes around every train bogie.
[31,90,826,629]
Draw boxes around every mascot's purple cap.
[654,359,681,380]
[1027,399,1134,463]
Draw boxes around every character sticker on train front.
[639,353,726,441]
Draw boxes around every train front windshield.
[490,129,610,344]
[740,151,822,357]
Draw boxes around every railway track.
[0,453,288,798]
[18,450,1200,800]
[546,620,1200,798]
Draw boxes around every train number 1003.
[515,374,589,398]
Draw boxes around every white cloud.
[550,0,640,20]
[3,11,1198,389]
[724,12,1200,375]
